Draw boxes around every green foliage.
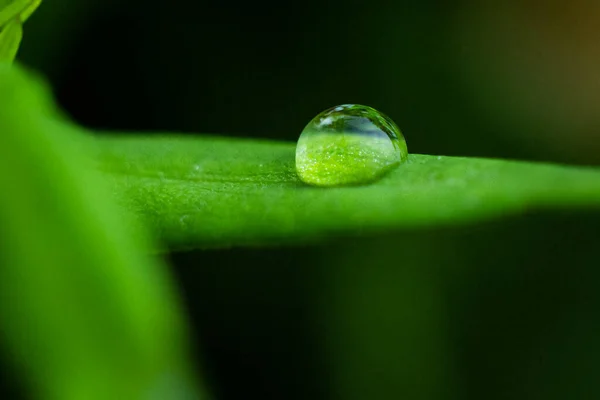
[7,3,600,400]
[0,0,42,62]
[0,0,41,25]
[0,66,203,398]
[0,19,22,61]
[2,39,600,399]
[94,134,600,249]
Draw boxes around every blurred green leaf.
[0,18,21,61]
[94,135,600,249]
[0,0,41,24]
[0,0,41,62]
[15,0,41,23]
[0,65,204,399]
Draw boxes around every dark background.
[7,0,600,399]
[20,0,600,165]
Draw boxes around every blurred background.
[4,0,600,399]
[19,0,600,165]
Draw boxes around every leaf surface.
[95,134,600,249]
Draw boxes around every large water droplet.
[295,104,408,186]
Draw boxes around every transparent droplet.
[295,104,408,186]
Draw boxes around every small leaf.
[16,0,41,23]
[94,135,600,249]
[0,0,42,62]
[0,0,41,26]
[0,19,22,62]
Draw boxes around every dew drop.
[295,104,408,186]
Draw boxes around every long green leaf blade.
[94,135,600,249]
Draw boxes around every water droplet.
[295,104,408,186]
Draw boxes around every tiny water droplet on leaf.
[295,104,408,187]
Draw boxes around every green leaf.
[94,134,600,250]
[0,0,41,25]
[0,18,21,62]
[0,0,42,62]
[15,0,41,23]
[0,66,203,398]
